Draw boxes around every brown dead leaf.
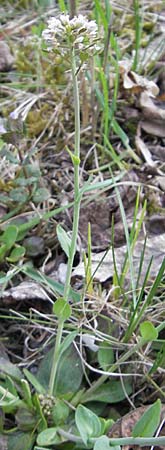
[140,120,165,138]
[119,58,165,138]
[119,61,159,96]
[147,145,165,162]
[108,404,165,450]
[140,92,165,121]
[139,91,165,137]
[135,133,155,167]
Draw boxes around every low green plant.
[0,224,25,263]
[0,358,164,450]
[0,136,50,210]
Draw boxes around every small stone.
[0,41,14,72]
[23,236,45,257]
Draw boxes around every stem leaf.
[140,321,158,341]
[59,330,78,357]
[56,224,71,258]
[53,298,71,321]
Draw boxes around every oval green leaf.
[83,379,132,403]
[1,225,18,250]
[33,188,50,203]
[140,321,158,341]
[98,341,114,370]
[9,188,29,203]
[54,343,83,395]
[6,245,25,262]
[53,298,71,321]
[0,357,22,380]
[37,344,83,396]
[132,399,161,437]
[75,405,102,445]
[52,398,69,425]
[37,428,61,446]
[8,431,35,450]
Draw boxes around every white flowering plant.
[41,13,101,400]
[42,13,101,63]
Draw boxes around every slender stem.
[49,47,81,393]
[107,437,165,447]
[63,47,81,302]
[58,429,165,447]
[48,320,63,395]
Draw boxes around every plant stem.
[48,319,63,395]
[58,428,165,447]
[49,47,81,394]
[63,47,81,303]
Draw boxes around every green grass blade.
[123,257,153,342]
[94,0,108,31]
[58,0,67,12]
[132,258,165,331]
[101,136,125,170]
[109,174,137,309]
[104,0,111,22]
[99,67,109,143]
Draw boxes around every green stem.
[107,437,165,447]
[58,429,165,447]
[48,320,63,395]
[63,46,81,302]
[49,46,81,394]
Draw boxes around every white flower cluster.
[42,14,100,57]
